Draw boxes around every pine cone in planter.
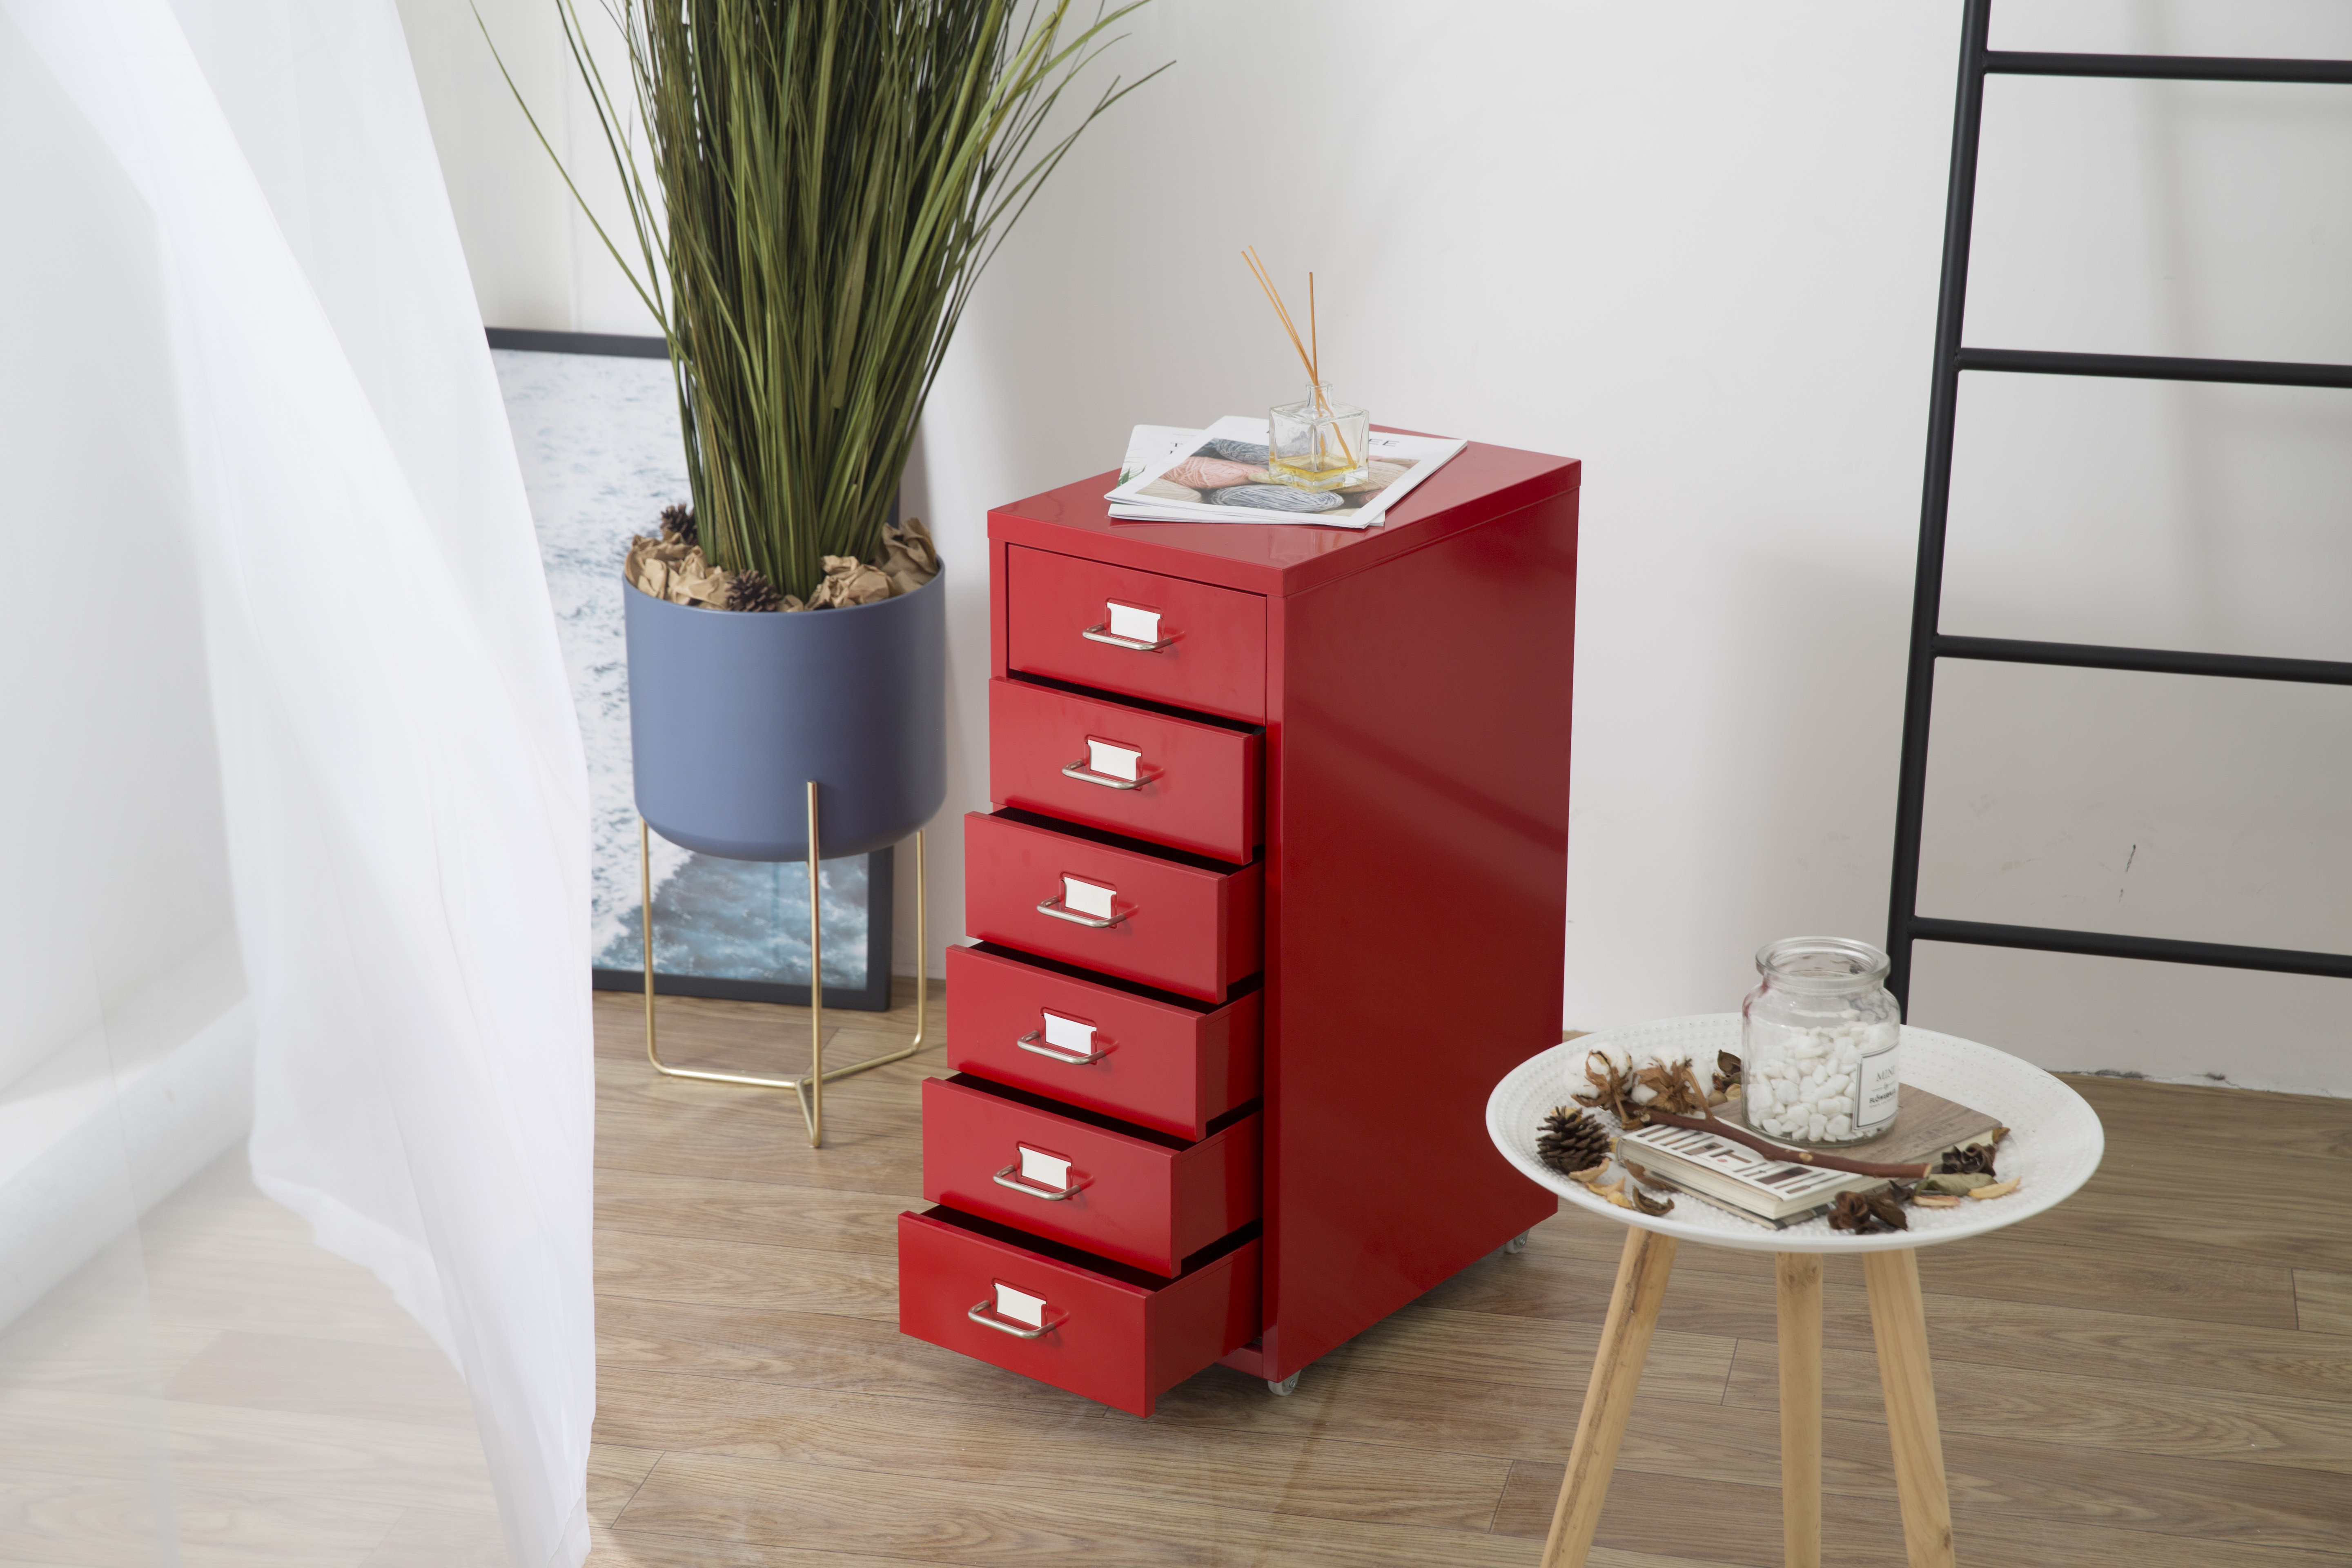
[659,503,697,547]
[1537,1107,1612,1176]
[728,570,783,613]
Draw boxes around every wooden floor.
[586,984,2352,1568]
[3,987,2343,1566]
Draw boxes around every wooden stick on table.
[1776,1253,1823,1568]
[1540,1226,1678,1568]
[1864,1248,1958,1568]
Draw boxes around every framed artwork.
[492,327,895,1009]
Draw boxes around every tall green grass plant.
[494,1,1163,600]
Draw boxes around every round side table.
[1486,1016,2105,1568]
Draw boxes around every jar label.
[1856,1040,1901,1133]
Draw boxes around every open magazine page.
[1106,415,1466,529]
[1118,425,1207,485]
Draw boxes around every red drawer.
[1005,546,1267,723]
[922,1074,1259,1276]
[989,678,1262,862]
[898,1205,1261,1418]
[963,811,1262,1003]
[944,944,1261,1140]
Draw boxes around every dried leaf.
[1912,1193,1962,1209]
[1967,1177,2021,1200]
[1917,1172,1995,1195]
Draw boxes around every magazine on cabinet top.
[1105,415,1466,529]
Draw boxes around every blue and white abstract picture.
[495,342,888,1006]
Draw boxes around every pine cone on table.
[1536,1107,1612,1176]
[728,570,783,613]
[659,503,697,547]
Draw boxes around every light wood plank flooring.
[587,986,2352,1568]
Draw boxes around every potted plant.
[501,0,1163,862]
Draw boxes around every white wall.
[396,0,2352,1095]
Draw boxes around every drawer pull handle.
[1017,1029,1118,1065]
[992,1162,1093,1200]
[1062,757,1150,791]
[967,1299,1063,1339]
[1037,896,1126,929]
[1080,622,1175,653]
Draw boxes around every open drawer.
[922,1074,1260,1276]
[898,1205,1261,1419]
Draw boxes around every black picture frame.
[493,326,897,1011]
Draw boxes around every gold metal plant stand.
[640,782,927,1147]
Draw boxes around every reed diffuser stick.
[1309,272,1320,387]
[1243,247,1354,465]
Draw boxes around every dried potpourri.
[1573,1050,1647,1126]
[1572,1169,1675,1216]
[1940,1134,2005,1176]
[1712,1049,1743,1098]
[1537,1107,1612,1177]
[1828,1185,1911,1234]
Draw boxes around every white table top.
[1486,1015,2105,1254]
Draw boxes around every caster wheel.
[1266,1372,1301,1396]
[1503,1232,1529,1255]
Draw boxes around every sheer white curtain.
[0,2,594,1564]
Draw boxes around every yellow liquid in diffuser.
[1267,450,1364,490]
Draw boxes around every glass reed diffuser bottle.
[1269,383,1371,490]
[1242,248,1370,491]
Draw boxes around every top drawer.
[1005,547,1267,723]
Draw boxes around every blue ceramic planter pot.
[624,568,947,861]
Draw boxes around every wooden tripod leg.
[1864,1249,1956,1568]
[1776,1253,1822,1568]
[1540,1227,1677,1568]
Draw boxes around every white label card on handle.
[1086,738,1141,781]
[993,1282,1047,1328]
[1063,876,1115,919]
[1107,602,1160,644]
[1042,1011,1096,1055]
[1017,1145,1072,1191]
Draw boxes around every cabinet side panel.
[1266,490,1577,1376]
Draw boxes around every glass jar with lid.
[1740,936,1901,1146]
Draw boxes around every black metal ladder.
[1886,0,2352,1004]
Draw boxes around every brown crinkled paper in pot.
[878,515,941,598]
[807,555,895,609]
[625,533,731,609]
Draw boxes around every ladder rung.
[1984,49,2352,86]
[1908,918,2352,980]
[1936,635,2352,687]
[1957,345,2352,389]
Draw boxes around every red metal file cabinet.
[899,439,1580,1416]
